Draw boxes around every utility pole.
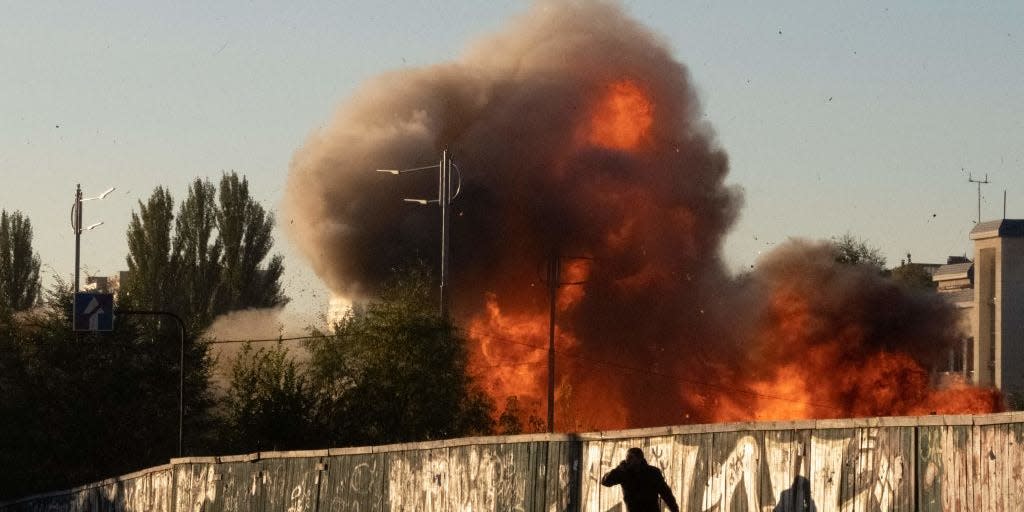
[968,173,990,224]
[73,184,82,293]
[546,249,560,433]
[543,252,590,433]
[376,149,461,317]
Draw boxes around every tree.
[891,263,938,290]
[214,173,286,313]
[173,178,223,330]
[125,172,287,331]
[0,210,41,311]
[307,263,493,446]
[830,233,886,271]
[0,281,215,499]
[124,188,175,311]
[222,343,318,452]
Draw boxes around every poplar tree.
[0,210,41,311]
[124,187,175,311]
[214,173,286,313]
[125,172,287,330]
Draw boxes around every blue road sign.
[74,292,114,332]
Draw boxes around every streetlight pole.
[70,184,115,292]
[376,148,461,317]
[439,149,453,316]
[74,185,82,293]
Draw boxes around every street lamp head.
[83,186,117,201]
[376,169,401,175]
[84,221,104,231]
[402,198,436,205]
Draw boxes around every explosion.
[284,0,1001,431]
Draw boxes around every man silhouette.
[601,447,680,512]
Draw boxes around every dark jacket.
[601,461,680,512]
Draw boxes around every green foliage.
[0,281,217,499]
[0,210,41,311]
[124,187,175,311]
[223,343,318,452]
[890,263,938,290]
[215,173,286,312]
[307,263,494,446]
[829,233,886,271]
[173,178,224,329]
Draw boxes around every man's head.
[625,447,646,465]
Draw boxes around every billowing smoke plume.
[285,0,999,430]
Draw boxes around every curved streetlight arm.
[82,186,116,201]
[450,163,463,202]
[376,165,439,175]
[114,309,186,457]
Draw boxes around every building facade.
[934,219,1024,400]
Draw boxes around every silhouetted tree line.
[0,173,538,500]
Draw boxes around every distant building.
[83,271,130,295]
[933,219,1024,399]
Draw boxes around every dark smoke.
[285,0,997,430]
[286,0,738,298]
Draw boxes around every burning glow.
[468,294,548,407]
[585,80,653,151]
[699,274,1005,423]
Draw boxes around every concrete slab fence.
[3,412,1023,511]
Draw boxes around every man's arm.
[655,469,680,512]
[601,463,627,487]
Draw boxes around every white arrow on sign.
[82,297,105,331]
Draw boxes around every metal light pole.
[71,184,115,292]
[376,148,462,316]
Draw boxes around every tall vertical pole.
[74,184,82,293]
[547,250,559,433]
[439,149,451,318]
[968,173,990,224]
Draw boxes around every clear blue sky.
[2,1,1022,324]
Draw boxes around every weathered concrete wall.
[4,412,1023,512]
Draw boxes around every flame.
[585,80,653,151]
[706,279,1005,423]
[467,261,592,431]
[468,294,548,407]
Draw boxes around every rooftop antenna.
[1003,189,1007,220]
[968,173,990,224]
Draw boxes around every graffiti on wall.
[582,427,912,512]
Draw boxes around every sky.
[2,1,1022,329]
